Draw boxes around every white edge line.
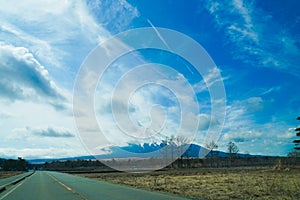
[0,174,33,200]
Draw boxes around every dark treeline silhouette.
[41,137,300,171]
[293,116,300,151]
[0,157,28,171]
[43,159,114,172]
[288,116,300,157]
[42,156,300,172]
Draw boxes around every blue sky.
[0,0,299,159]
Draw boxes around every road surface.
[0,171,190,200]
[0,172,32,189]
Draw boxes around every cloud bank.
[32,127,74,138]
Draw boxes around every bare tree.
[206,140,218,167]
[206,140,218,152]
[160,135,191,168]
[175,136,189,168]
[227,141,239,167]
[160,137,170,167]
[228,141,239,157]
[175,136,189,157]
[170,135,175,168]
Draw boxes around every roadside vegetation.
[0,171,23,179]
[0,158,29,179]
[78,166,300,200]
[45,119,300,199]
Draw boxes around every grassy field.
[0,171,23,179]
[77,167,300,200]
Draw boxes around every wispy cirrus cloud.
[87,0,139,33]
[0,0,111,70]
[93,62,200,146]
[218,95,297,156]
[193,66,227,93]
[259,86,281,96]
[204,0,300,75]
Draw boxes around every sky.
[0,0,299,159]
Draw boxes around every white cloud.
[31,127,74,138]
[0,98,87,159]
[277,128,297,139]
[243,97,263,113]
[193,66,227,93]
[0,0,139,159]
[214,96,296,156]
[0,0,111,70]
[0,43,65,108]
[87,0,139,33]
[204,0,300,75]
[0,112,11,119]
[87,60,203,150]
[198,114,220,131]
[0,147,86,160]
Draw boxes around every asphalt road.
[0,171,190,200]
[0,172,32,189]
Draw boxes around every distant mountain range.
[28,143,270,164]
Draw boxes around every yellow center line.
[46,173,88,200]
[46,173,72,191]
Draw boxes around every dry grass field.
[78,167,300,200]
[0,171,23,179]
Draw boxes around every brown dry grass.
[77,167,300,200]
[0,171,23,179]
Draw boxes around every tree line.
[0,157,28,171]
